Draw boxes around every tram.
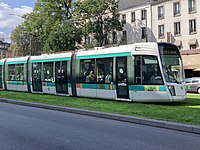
[0,42,186,102]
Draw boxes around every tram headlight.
[168,85,176,96]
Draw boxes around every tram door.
[55,61,68,94]
[32,63,42,92]
[116,57,129,99]
[0,65,2,88]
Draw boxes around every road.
[0,102,200,150]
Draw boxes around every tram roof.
[76,42,158,59]
[6,56,30,64]
[30,52,72,62]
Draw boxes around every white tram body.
[0,59,6,89]
[76,43,186,102]
[5,56,29,92]
[30,52,72,96]
[0,42,186,102]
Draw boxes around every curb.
[0,98,200,134]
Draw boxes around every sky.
[0,0,36,42]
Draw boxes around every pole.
[30,34,32,55]
[145,9,148,42]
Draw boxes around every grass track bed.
[0,91,200,126]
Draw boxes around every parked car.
[185,77,200,94]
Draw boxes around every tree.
[44,20,82,53]
[22,0,82,53]
[10,25,29,56]
[75,0,122,47]
[10,24,42,57]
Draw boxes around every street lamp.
[21,31,38,55]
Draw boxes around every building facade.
[118,0,151,44]
[151,0,200,77]
[151,0,200,50]
[0,38,11,59]
[118,0,200,77]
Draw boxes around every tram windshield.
[158,43,184,84]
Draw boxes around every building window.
[122,30,127,43]
[158,6,164,19]
[158,25,164,38]
[189,19,196,34]
[86,36,91,44]
[141,10,146,20]
[131,12,135,22]
[112,31,117,44]
[188,0,196,13]
[141,27,146,39]
[174,22,181,35]
[122,14,126,24]
[174,2,180,16]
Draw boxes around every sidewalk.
[0,98,200,134]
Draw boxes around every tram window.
[134,56,163,85]
[8,65,15,81]
[96,58,113,84]
[8,64,24,81]
[43,62,54,82]
[16,64,24,81]
[80,59,95,83]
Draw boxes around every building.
[151,0,200,77]
[0,38,10,59]
[118,0,151,44]
[118,0,200,77]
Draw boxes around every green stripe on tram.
[30,57,71,63]
[6,61,27,65]
[6,81,27,85]
[42,82,55,86]
[77,83,116,90]
[129,85,167,91]
[77,52,131,59]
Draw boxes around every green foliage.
[10,0,122,55]
[44,20,83,52]
[75,0,122,46]
[84,43,95,50]
[10,24,42,56]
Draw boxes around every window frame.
[133,55,164,85]
[131,12,136,22]
[188,0,196,13]
[158,6,164,20]
[80,59,95,83]
[122,14,126,24]
[122,30,127,43]
[158,25,165,38]
[173,2,181,16]
[96,58,113,84]
[189,19,196,34]
[141,10,146,20]
[43,62,54,82]
[174,22,181,36]
[7,64,25,81]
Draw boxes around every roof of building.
[118,0,150,11]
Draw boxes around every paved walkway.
[0,98,200,134]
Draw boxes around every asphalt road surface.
[0,102,200,150]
